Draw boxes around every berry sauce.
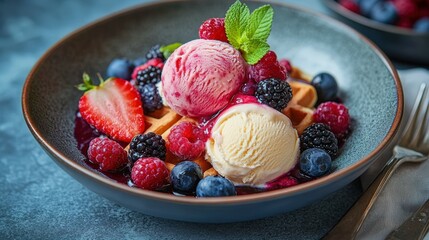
[74,112,130,184]
[198,93,260,137]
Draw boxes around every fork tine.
[400,83,427,145]
[408,83,428,150]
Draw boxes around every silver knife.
[386,198,429,240]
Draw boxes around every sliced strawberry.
[77,73,145,143]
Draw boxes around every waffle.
[133,71,317,177]
[290,66,312,82]
[283,80,317,135]
[139,107,214,174]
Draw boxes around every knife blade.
[386,198,429,240]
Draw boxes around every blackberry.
[300,123,338,158]
[255,78,293,111]
[138,83,163,113]
[136,66,162,86]
[128,132,166,164]
[145,44,165,61]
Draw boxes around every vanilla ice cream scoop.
[161,39,246,118]
[206,103,300,185]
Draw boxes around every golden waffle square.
[290,66,312,82]
[143,107,182,136]
[283,80,317,135]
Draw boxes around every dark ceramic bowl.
[323,0,429,65]
[22,0,403,223]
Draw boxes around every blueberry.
[196,176,237,197]
[299,148,332,178]
[369,2,398,25]
[133,57,147,67]
[414,17,429,33]
[311,72,338,103]
[170,161,202,195]
[106,58,134,80]
[358,0,381,17]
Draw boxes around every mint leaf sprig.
[160,42,182,59]
[225,1,274,65]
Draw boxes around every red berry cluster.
[339,0,429,31]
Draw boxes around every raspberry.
[313,102,351,140]
[167,122,205,160]
[87,137,127,171]
[131,58,164,80]
[248,51,287,83]
[136,66,162,86]
[278,58,293,74]
[131,157,169,190]
[300,123,339,158]
[392,0,419,21]
[199,18,228,42]
[397,17,413,28]
[255,78,293,111]
[128,132,167,163]
[339,0,361,14]
[265,174,298,190]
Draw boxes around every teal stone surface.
[1,0,401,238]
[21,0,401,225]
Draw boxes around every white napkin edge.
[357,68,429,240]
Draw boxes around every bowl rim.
[323,0,429,37]
[22,0,403,205]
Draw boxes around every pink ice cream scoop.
[161,39,246,118]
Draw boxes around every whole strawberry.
[248,51,287,83]
[87,137,127,171]
[77,73,145,143]
[131,157,169,190]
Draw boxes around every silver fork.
[323,83,429,240]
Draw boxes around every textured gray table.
[0,1,362,239]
